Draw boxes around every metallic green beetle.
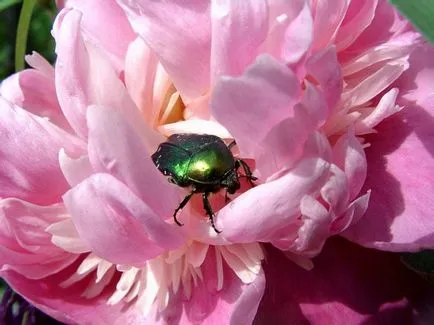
[151,133,257,233]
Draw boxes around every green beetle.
[151,133,257,233]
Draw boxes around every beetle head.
[222,170,240,194]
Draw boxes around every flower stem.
[15,0,36,72]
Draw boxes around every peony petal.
[344,46,434,250]
[295,194,331,256]
[332,130,367,200]
[0,69,70,130]
[210,0,268,79]
[281,1,313,65]
[0,199,77,279]
[59,149,93,187]
[1,268,146,325]
[46,218,90,254]
[0,98,84,205]
[311,0,349,51]
[340,0,419,61]
[54,8,136,138]
[87,105,180,218]
[2,247,265,325]
[124,37,160,125]
[211,54,300,158]
[342,59,408,108]
[25,51,54,78]
[343,95,434,251]
[254,238,428,325]
[334,0,378,51]
[258,0,307,61]
[254,104,313,179]
[217,157,330,244]
[65,0,135,72]
[394,44,434,103]
[173,247,265,325]
[305,46,343,109]
[355,88,402,134]
[63,173,185,265]
[158,119,232,139]
[53,9,89,138]
[117,0,212,98]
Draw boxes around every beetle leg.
[202,192,221,233]
[173,192,194,226]
[227,140,237,151]
[236,159,257,187]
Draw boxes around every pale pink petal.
[335,0,378,51]
[211,54,300,158]
[65,0,135,72]
[159,120,232,139]
[0,69,69,130]
[341,41,415,77]
[211,0,268,78]
[302,82,329,127]
[87,105,180,219]
[254,238,428,325]
[294,195,331,256]
[332,130,367,200]
[343,94,434,251]
[311,0,349,51]
[216,157,330,243]
[281,1,313,65]
[254,104,313,179]
[1,268,144,325]
[320,164,350,217]
[305,46,343,108]
[355,88,402,134]
[183,94,212,120]
[0,98,84,205]
[25,51,54,78]
[117,0,212,98]
[331,191,371,234]
[258,0,307,60]
[125,37,160,125]
[58,149,93,187]
[0,199,77,279]
[53,9,89,137]
[63,173,185,265]
[342,59,408,107]
[271,163,350,254]
[175,247,265,325]
[54,9,136,138]
[339,0,419,61]
[46,218,90,254]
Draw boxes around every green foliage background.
[0,0,56,80]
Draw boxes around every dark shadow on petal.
[254,238,431,325]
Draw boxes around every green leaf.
[14,0,37,72]
[401,250,434,283]
[390,0,434,43]
[0,0,21,12]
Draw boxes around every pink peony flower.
[0,0,432,324]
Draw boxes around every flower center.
[157,84,185,127]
